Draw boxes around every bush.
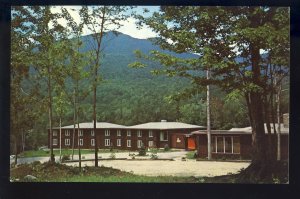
[138,144,146,156]
[164,144,170,151]
[150,148,158,160]
[62,154,70,162]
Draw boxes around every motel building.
[49,114,289,160]
[48,120,205,151]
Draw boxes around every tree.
[134,6,289,181]
[80,6,133,167]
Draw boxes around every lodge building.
[48,120,205,151]
[48,117,289,160]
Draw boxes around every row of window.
[211,136,240,154]
[53,138,154,148]
[52,130,155,138]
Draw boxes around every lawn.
[10,161,204,183]
[18,148,182,158]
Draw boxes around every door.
[171,134,185,149]
[188,137,196,150]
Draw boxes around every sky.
[50,6,160,39]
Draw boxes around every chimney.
[161,120,167,122]
[283,113,289,128]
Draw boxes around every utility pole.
[207,69,212,160]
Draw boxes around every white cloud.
[50,6,157,39]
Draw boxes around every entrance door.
[187,137,196,150]
[171,134,185,149]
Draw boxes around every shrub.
[150,148,158,160]
[164,144,170,151]
[138,144,146,156]
[62,154,70,162]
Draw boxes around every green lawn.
[19,148,181,158]
[10,161,203,183]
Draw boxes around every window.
[65,130,70,136]
[117,130,121,136]
[79,130,83,136]
[127,130,131,137]
[105,139,110,146]
[212,136,240,154]
[127,140,131,147]
[91,139,95,146]
[148,141,154,147]
[65,139,70,146]
[137,140,143,148]
[53,139,58,146]
[53,130,57,136]
[137,130,142,137]
[217,136,223,153]
[160,132,168,141]
[225,137,232,153]
[79,139,83,146]
[105,130,110,136]
[149,130,153,137]
[91,130,94,136]
[117,139,121,146]
[233,137,240,154]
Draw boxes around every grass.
[18,148,182,158]
[186,151,197,159]
[10,161,203,183]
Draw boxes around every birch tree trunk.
[207,69,212,160]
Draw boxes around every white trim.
[160,132,168,141]
[212,135,240,154]
[137,130,142,137]
[149,130,153,137]
[65,130,70,136]
[127,139,131,147]
[148,140,154,147]
[91,139,95,146]
[105,130,110,136]
[79,130,83,136]
[79,139,83,146]
[127,130,131,137]
[65,139,70,146]
[117,130,121,136]
[91,130,94,136]
[105,139,110,146]
[53,130,58,137]
[117,139,121,146]
[137,140,142,148]
[53,138,58,146]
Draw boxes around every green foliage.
[138,144,147,156]
[150,148,158,159]
[163,144,170,152]
[62,154,70,162]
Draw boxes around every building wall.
[194,133,289,160]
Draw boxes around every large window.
[117,130,121,136]
[149,130,153,137]
[79,130,83,136]
[137,140,143,148]
[127,130,131,137]
[53,130,58,137]
[105,139,110,146]
[137,130,142,137]
[65,139,70,146]
[127,140,131,147]
[117,139,121,146]
[91,139,95,146]
[212,136,240,154]
[53,139,58,146]
[65,130,70,136]
[105,130,110,136]
[160,132,168,141]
